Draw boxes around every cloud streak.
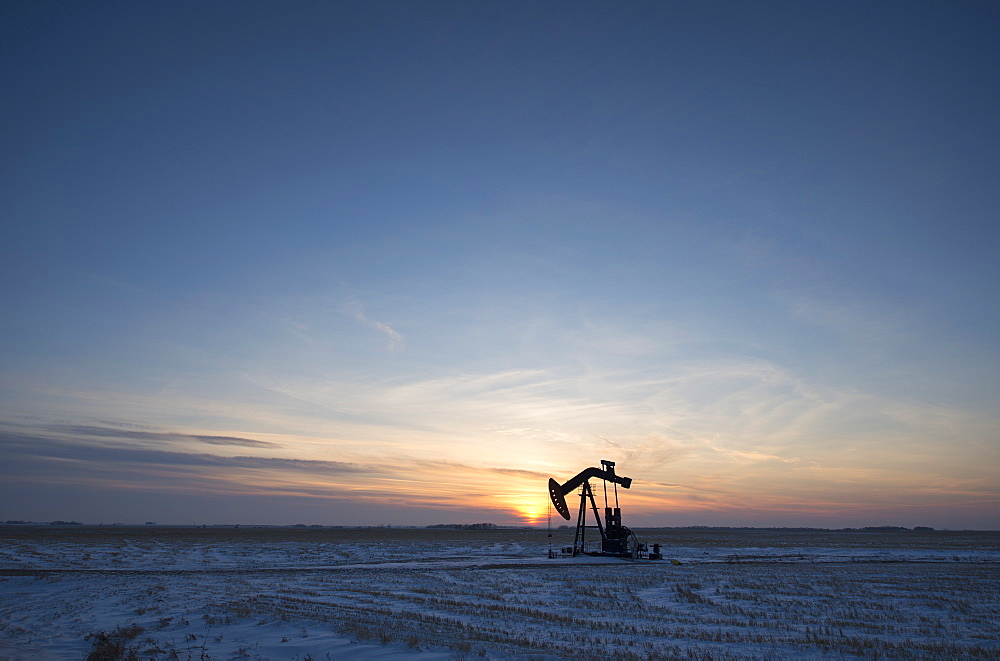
[346,301,403,350]
[0,433,351,473]
[32,423,283,448]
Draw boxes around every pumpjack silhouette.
[547,460,659,559]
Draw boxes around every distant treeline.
[0,521,944,531]
[629,525,937,532]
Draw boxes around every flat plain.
[1,526,997,659]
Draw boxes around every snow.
[1,527,997,659]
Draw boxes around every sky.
[2,1,998,529]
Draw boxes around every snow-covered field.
[1,526,997,659]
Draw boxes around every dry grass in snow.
[1,527,997,659]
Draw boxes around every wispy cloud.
[346,301,403,350]
[34,423,283,448]
[0,433,349,472]
[777,290,898,345]
[86,273,156,298]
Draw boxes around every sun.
[516,503,547,526]
[496,478,553,527]
[504,492,551,527]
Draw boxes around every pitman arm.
[547,465,632,520]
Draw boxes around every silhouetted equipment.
[547,460,658,558]
[548,464,631,520]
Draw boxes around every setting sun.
[503,493,550,527]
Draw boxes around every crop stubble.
[1,527,997,659]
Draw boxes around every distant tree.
[861,526,909,531]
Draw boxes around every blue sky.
[2,1,998,528]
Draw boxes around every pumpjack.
[548,460,658,558]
